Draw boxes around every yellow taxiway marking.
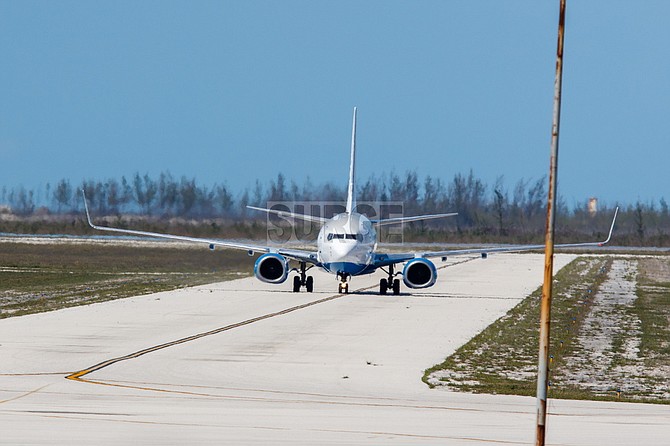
[67,257,476,383]
[67,290,354,382]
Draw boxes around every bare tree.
[635,201,645,243]
[133,173,157,214]
[493,176,507,236]
[179,177,198,216]
[158,172,178,216]
[215,184,234,216]
[13,187,35,216]
[269,173,287,202]
[53,179,73,213]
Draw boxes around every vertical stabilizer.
[346,107,357,214]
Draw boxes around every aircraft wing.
[372,207,618,267]
[82,192,319,265]
[371,252,416,269]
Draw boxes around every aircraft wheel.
[379,278,388,295]
[306,276,314,293]
[392,279,400,295]
[293,276,301,292]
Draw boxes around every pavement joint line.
[1,409,529,443]
[66,374,526,415]
[0,384,51,405]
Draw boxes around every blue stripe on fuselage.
[322,262,376,276]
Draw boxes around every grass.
[423,257,612,396]
[629,257,670,400]
[0,241,254,318]
[636,258,670,358]
[423,254,670,404]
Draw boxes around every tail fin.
[346,107,357,214]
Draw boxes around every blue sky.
[1,1,668,207]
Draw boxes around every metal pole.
[535,0,566,445]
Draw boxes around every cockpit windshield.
[327,233,363,241]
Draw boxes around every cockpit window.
[327,233,362,241]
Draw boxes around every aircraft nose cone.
[331,240,356,258]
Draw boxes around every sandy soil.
[555,258,670,400]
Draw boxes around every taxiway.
[1,253,668,445]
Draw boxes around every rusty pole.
[535,0,566,445]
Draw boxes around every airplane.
[82,107,618,295]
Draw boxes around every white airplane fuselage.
[317,212,376,277]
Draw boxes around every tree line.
[0,170,668,246]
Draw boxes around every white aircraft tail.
[345,107,357,214]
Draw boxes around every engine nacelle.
[402,258,437,289]
[254,253,289,284]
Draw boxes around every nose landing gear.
[337,272,350,294]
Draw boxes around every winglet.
[81,189,96,228]
[345,107,357,214]
[599,206,619,246]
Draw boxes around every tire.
[379,278,388,295]
[392,279,400,295]
[306,276,314,292]
[293,276,301,292]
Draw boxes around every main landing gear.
[292,261,314,293]
[379,264,401,295]
[337,272,350,294]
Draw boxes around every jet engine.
[254,253,289,284]
[402,258,437,289]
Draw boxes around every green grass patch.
[0,241,254,318]
[423,256,612,397]
[635,257,670,361]
[424,255,670,404]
